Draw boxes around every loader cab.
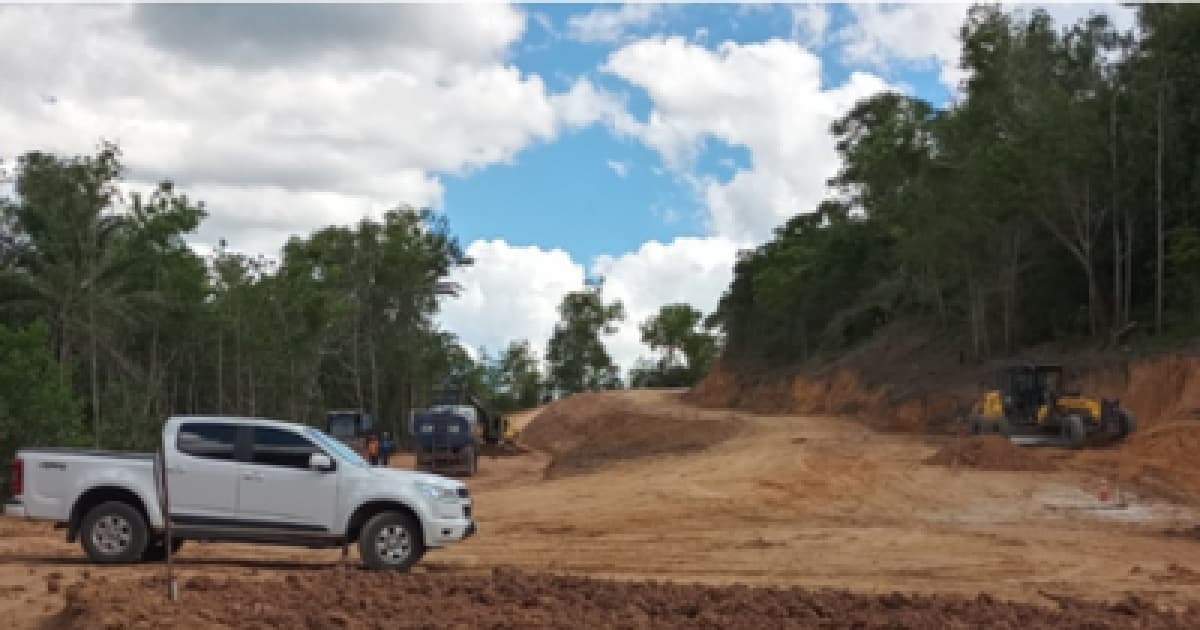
[999,364,1063,423]
[326,409,375,452]
[429,385,506,446]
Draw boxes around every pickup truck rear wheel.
[80,501,149,564]
[359,511,425,571]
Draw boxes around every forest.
[0,144,555,463]
[712,5,1200,367]
[0,144,708,475]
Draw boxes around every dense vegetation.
[712,5,1200,367]
[0,144,542,466]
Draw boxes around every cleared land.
[6,389,1200,628]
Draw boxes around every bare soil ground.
[53,567,1200,629]
[7,388,1200,627]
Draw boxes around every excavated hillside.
[688,335,1200,502]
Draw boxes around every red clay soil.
[51,567,1200,629]
[520,392,741,478]
[1078,421,1200,503]
[690,350,1200,437]
[924,436,1057,472]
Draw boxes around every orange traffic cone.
[1099,479,1111,502]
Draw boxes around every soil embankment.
[520,390,742,478]
[690,351,1200,435]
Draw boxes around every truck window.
[251,427,320,469]
[177,423,238,460]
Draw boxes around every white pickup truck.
[3,415,475,570]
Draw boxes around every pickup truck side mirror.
[309,453,335,472]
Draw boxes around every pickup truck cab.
[4,415,474,570]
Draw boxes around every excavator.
[968,363,1136,448]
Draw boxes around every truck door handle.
[241,472,264,482]
[167,466,184,474]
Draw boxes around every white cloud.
[0,4,571,257]
[438,240,586,363]
[567,4,662,44]
[834,4,969,91]
[550,77,639,136]
[834,3,1139,92]
[436,235,741,375]
[606,160,630,178]
[603,37,893,242]
[791,4,831,47]
[591,236,741,371]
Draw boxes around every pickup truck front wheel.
[359,511,425,571]
[80,501,149,564]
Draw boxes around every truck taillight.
[10,458,22,497]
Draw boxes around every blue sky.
[442,3,953,263]
[0,2,1131,371]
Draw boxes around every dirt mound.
[1088,422,1200,503]
[924,436,1057,472]
[520,392,742,477]
[53,567,1200,629]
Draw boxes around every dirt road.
[6,389,1200,627]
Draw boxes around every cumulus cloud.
[0,3,565,257]
[132,4,525,69]
[567,4,662,44]
[603,37,893,243]
[436,235,741,374]
[592,236,741,371]
[834,3,1138,92]
[791,4,831,47]
[438,240,586,362]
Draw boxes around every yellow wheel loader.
[969,363,1136,448]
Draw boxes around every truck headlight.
[447,425,460,433]
[415,481,459,501]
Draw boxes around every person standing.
[379,432,394,466]
[366,433,379,466]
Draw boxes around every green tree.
[637,303,718,386]
[0,320,83,494]
[545,287,625,394]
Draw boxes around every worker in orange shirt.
[366,434,380,465]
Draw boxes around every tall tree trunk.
[353,299,365,410]
[1124,212,1134,324]
[235,304,243,414]
[89,288,100,448]
[369,334,380,426]
[1111,88,1123,329]
[217,330,224,413]
[1155,76,1165,334]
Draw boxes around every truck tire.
[80,501,149,564]
[992,418,1010,435]
[1062,415,1086,449]
[359,511,425,571]
[463,445,477,476]
[1117,410,1137,439]
[141,537,184,562]
[969,416,984,435]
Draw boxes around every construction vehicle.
[968,363,1136,448]
[409,386,507,476]
[325,409,375,457]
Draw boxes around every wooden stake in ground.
[158,441,178,602]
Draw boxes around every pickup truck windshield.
[306,427,369,468]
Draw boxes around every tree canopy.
[712,5,1200,367]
